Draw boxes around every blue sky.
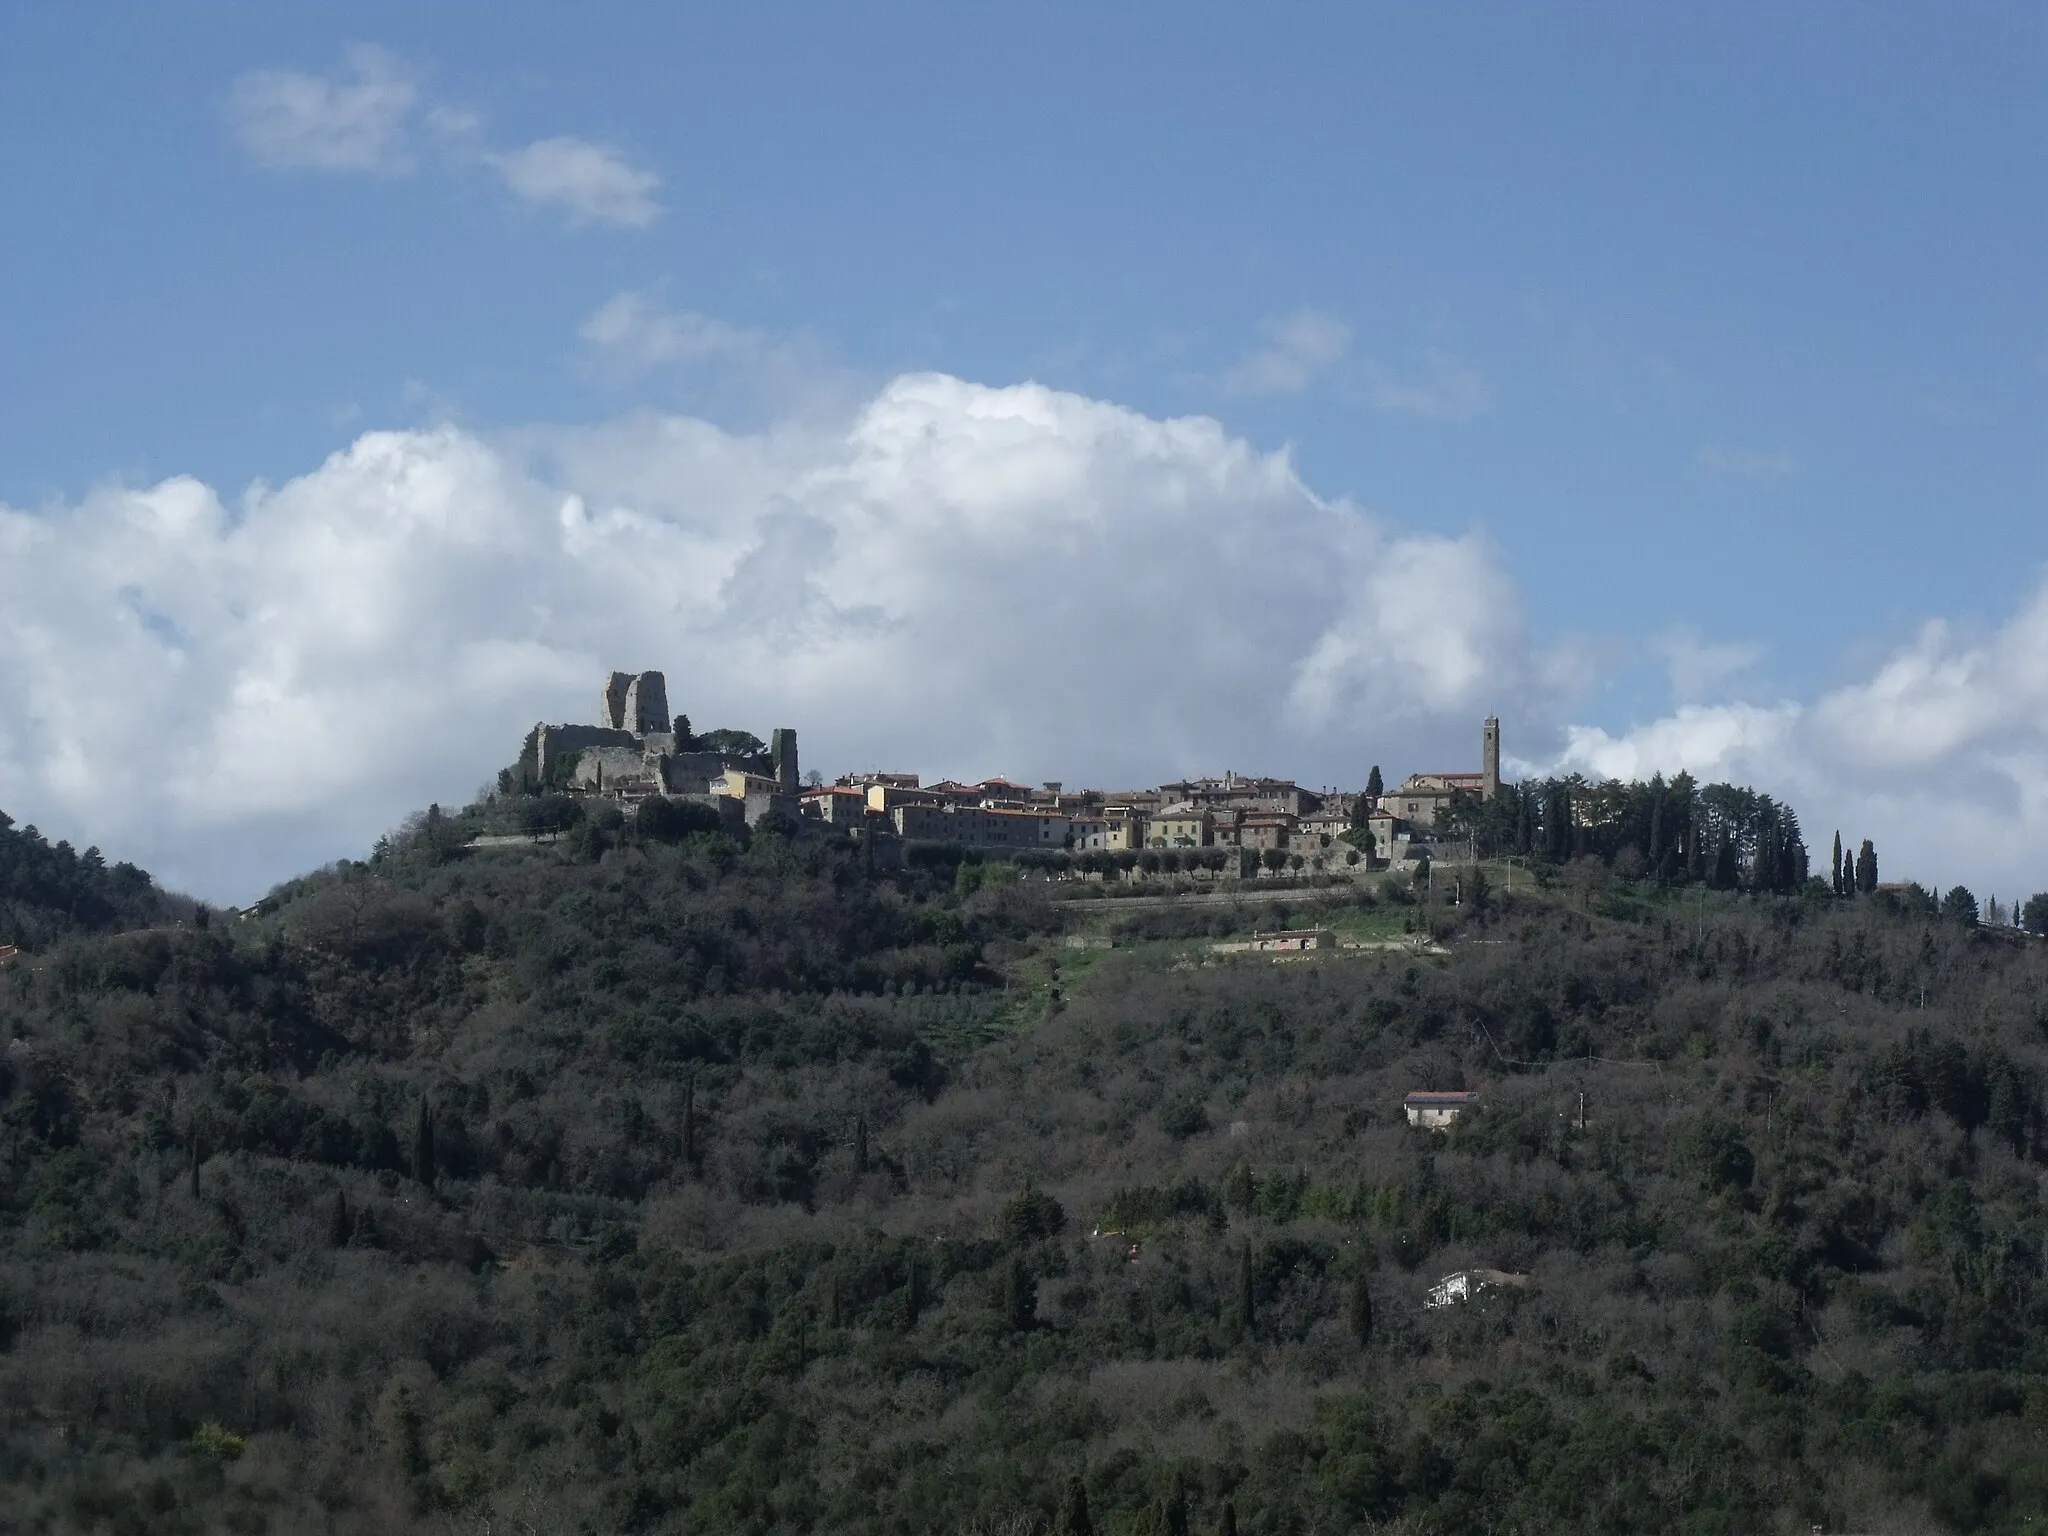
[2,4,2045,901]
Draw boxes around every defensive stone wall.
[534,724,640,782]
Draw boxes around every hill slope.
[1,817,2045,1534]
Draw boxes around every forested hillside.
[0,810,174,949]
[2,806,2046,1534]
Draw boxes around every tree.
[1260,847,1287,874]
[1348,1274,1374,1345]
[414,1100,436,1189]
[1942,886,1980,928]
[698,728,767,759]
[1831,831,1844,896]
[1219,1502,1238,1536]
[1058,1476,1095,1536]
[1855,839,1878,893]
[2023,892,2048,936]
[853,1114,870,1175]
[1002,1257,1036,1331]
[1365,765,1384,799]
[328,1187,352,1247]
[998,1185,1066,1243]
[681,1076,698,1170]
[1238,1244,1256,1333]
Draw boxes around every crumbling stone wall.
[533,724,640,783]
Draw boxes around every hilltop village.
[511,668,1499,873]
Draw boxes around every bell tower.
[1482,716,1500,800]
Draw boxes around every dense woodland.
[3,786,2048,1534]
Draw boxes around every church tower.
[1482,716,1500,800]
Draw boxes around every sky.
[1,3,2044,904]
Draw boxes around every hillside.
[1,807,2046,1534]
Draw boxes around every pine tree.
[1348,1275,1374,1345]
[414,1100,436,1190]
[1831,831,1844,896]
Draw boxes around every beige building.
[1149,803,1210,848]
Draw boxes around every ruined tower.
[600,670,670,737]
[769,727,799,792]
[1482,715,1501,800]
[600,672,633,732]
[623,672,670,738]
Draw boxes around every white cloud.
[580,291,762,372]
[1698,444,1801,478]
[1551,584,2048,901]
[0,376,1532,901]
[1656,628,1764,702]
[227,50,660,231]
[228,45,418,173]
[1221,310,1352,396]
[488,138,661,227]
[1360,350,1493,422]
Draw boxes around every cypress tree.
[681,1076,697,1170]
[329,1187,352,1247]
[1163,1475,1189,1536]
[1347,1275,1374,1345]
[1365,765,1383,799]
[1238,1244,1256,1334]
[1713,833,1737,890]
[1003,1256,1036,1332]
[1219,1501,1239,1536]
[1856,839,1878,893]
[905,1252,924,1327]
[854,1114,870,1175]
[1058,1476,1095,1536]
[1647,789,1665,878]
[1831,831,1844,896]
[414,1100,436,1190]
[189,1136,201,1199]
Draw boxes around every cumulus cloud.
[228,45,418,173]
[1220,310,1352,396]
[1551,588,2048,903]
[0,376,1532,901]
[488,138,661,227]
[1360,350,1493,422]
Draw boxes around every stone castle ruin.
[522,670,797,818]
